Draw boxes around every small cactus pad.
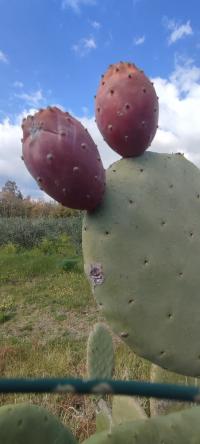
[96,399,112,434]
[22,107,105,211]
[150,364,199,417]
[87,323,114,379]
[83,152,200,376]
[0,403,77,444]
[95,61,158,157]
[112,396,147,424]
[83,405,200,443]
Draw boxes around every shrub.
[36,234,76,257]
[0,216,82,253]
[60,257,80,272]
[0,242,17,254]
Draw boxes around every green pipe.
[0,378,199,403]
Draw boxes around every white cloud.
[171,57,200,93]
[84,37,96,49]
[15,89,45,106]
[134,35,145,46]
[163,17,193,45]
[1,60,200,200]
[62,0,96,14]
[13,81,24,88]
[0,50,9,64]
[151,59,200,165]
[0,116,35,196]
[91,20,101,29]
[72,37,97,56]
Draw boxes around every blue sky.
[0,0,200,199]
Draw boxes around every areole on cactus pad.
[95,61,159,157]
[21,107,105,211]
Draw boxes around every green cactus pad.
[0,403,77,444]
[96,399,112,433]
[112,396,147,424]
[150,364,199,416]
[83,152,200,377]
[83,405,200,443]
[87,323,114,379]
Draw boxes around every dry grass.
[0,245,152,441]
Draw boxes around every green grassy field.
[0,239,151,442]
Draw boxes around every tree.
[0,180,24,217]
[1,180,23,200]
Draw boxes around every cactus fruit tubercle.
[22,107,105,211]
[95,61,159,157]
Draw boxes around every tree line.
[0,180,80,218]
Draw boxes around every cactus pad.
[83,405,200,443]
[112,396,147,424]
[150,364,199,416]
[83,152,200,376]
[0,403,77,443]
[87,323,114,379]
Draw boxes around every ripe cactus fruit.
[87,323,114,379]
[83,152,200,377]
[22,107,105,211]
[83,405,200,443]
[0,403,77,444]
[95,62,159,157]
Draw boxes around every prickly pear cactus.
[87,323,114,379]
[87,323,146,432]
[95,62,158,157]
[150,364,199,417]
[0,403,77,444]
[22,107,105,210]
[83,151,200,377]
[87,323,113,434]
[95,396,147,435]
[83,405,200,443]
[95,399,112,434]
[112,396,147,425]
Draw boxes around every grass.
[0,241,152,441]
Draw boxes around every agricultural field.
[0,217,150,442]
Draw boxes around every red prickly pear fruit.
[95,61,159,157]
[22,107,105,211]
